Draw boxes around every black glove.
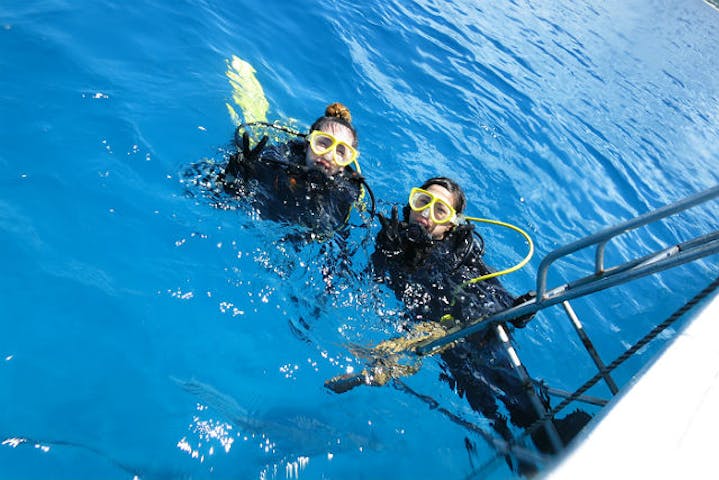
[240,130,268,162]
[376,205,404,255]
[225,130,269,179]
[324,372,368,394]
[510,291,537,328]
[376,205,436,266]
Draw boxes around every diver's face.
[408,184,457,240]
[305,122,356,176]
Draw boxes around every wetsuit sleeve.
[223,150,250,181]
[370,221,410,302]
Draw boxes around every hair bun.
[325,102,352,123]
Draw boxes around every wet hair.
[309,102,358,148]
[420,176,466,213]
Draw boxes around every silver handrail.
[537,184,719,298]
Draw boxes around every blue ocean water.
[1,0,718,478]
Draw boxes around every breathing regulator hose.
[461,215,534,284]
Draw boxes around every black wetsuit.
[372,217,589,470]
[222,139,362,237]
[371,221,515,324]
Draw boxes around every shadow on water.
[175,377,383,462]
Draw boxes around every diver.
[219,102,374,239]
[370,177,522,325]
[326,177,590,475]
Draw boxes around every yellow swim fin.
[225,55,269,125]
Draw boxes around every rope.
[522,274,719,440]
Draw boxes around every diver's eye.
[314,135,333,150]
[335,143,349,158]
[416,196,431,207]
[434,204,450,219]
[409,192,433,208]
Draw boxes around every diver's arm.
[325,322,451,394]
[223,151,248,181]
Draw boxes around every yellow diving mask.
[307,130,359,168]
[408,187,458,225]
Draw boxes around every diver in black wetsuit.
[328,177,590,474]
[219,102,373,238]
[370,178,517,327]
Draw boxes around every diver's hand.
[225,130,268,180]
[510,291,537,328]
[240,130,268,162]
[376,205,405,255]
[377,205,400,242]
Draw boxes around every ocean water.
[1,0,718,479]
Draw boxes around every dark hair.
[420,176,466,214]
[309,102,358,148]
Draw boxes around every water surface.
[1,0,718,478]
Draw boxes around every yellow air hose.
[461,215,534,284]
